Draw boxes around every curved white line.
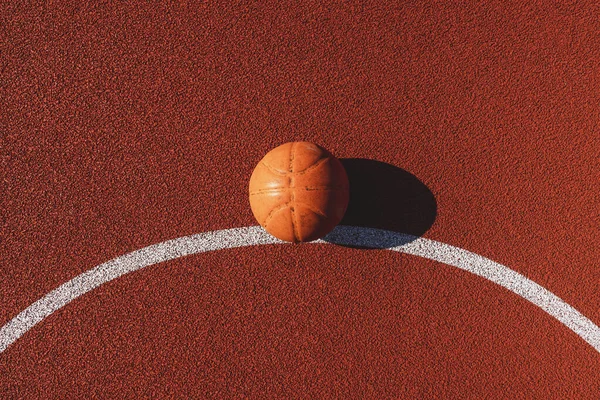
[1,226,599,355]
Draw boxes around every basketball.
[249,142,350,243]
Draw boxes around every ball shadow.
[323,158,437,249]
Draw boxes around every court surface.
[2,2,599,398]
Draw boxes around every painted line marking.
[1,225,599,354]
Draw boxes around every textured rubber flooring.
[1,1,599,398]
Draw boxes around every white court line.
[1,225,599,355]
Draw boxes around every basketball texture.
[249,142,350,243]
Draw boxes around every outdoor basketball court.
[2,2,599,398]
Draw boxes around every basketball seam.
[250,186,347,195]
[260,161,288,175]
[289,143,300,242]
[290,206,300,243]
[294,156,329,175]
[259,156,330,177]
[301,185,348,191]
[250,188,287,195]
[295,201,327,218]
[289,142,295,173]
[262,202,290,227]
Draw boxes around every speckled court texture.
[1,2,600,399]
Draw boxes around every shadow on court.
[323,158,437,249]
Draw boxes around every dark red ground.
[2,1,599,398]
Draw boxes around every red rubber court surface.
[2,1,600,399]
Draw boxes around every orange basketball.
[249,142,350,243]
